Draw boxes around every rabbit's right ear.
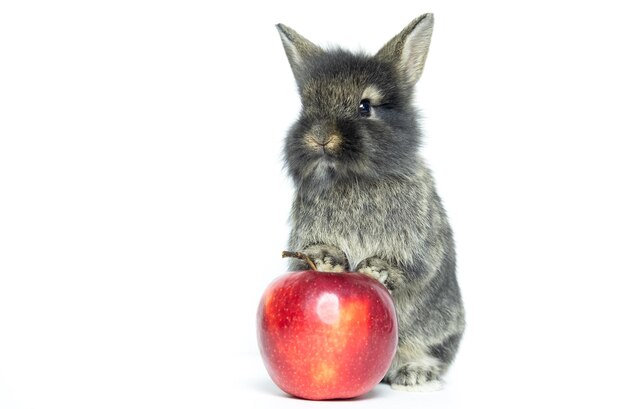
[376,13,434,85]
[276,24,322,85]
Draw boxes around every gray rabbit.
[276,13,465,391]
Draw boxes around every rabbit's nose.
[318,134,340,149]
[306,133,341,152]
[323,134,341,150]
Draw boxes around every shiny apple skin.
[257,270,398,400]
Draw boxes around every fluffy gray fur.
[276,13,465,391]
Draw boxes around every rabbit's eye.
[358,100,371,117]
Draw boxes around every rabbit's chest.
[303,197,419,270]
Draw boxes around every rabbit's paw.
[386,362,443,392]
[356,257,404,291]
[303,244,348,272]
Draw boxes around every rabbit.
[276,13,465,392]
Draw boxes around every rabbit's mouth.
[305,156,339,183]
[314,155,337,170]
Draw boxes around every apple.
[257,251,398,400]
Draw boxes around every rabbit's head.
[277,14,434,190]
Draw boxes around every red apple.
[257,252,398,400]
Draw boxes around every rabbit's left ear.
[276,24,322,85]
[376,13,434,85]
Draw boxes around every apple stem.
[282,251,317,271]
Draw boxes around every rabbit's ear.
[276,24,322,84]
[376,13,434,85]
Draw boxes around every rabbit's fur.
[277,13,465,391]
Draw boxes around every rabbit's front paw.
[356,257,404,291]
[303,244,348,272]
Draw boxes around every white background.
[1,1,625,408]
